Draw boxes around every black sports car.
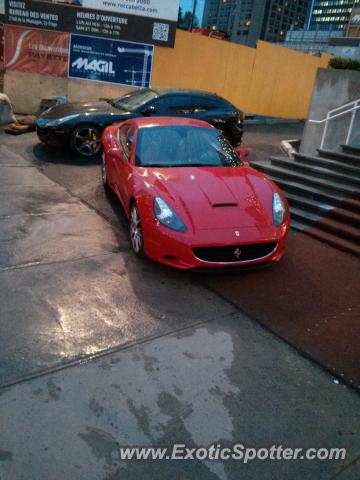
[36,88,244,157]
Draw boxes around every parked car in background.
[101,117,290,269]
[36,88,244,157]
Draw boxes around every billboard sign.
[5,0,178,47]
[4,25,69,76]
[81,0,179,21]
[68,33,153,87]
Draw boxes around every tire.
[70,124,102,157]
[129,203,145,257]
[101,153,111,193]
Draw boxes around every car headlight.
[37,114,79,128]
[154,197,186,232]
[273,193,286,226]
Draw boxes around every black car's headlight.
[273,193,286,226]
[154,197,186,232]
[211,118,226,125]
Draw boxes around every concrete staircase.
[251,145,360,257]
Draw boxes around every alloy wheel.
[72,125,101,157]
[130,204,144,255]
[101,153,107,186]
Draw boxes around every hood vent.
[212,202,238,208]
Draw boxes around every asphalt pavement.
[0,125,359,480]
[13,123,360,387]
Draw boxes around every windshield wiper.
[179,163,219,167]
[137,164,176,168]
[137,163,221,168]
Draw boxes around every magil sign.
[69,33,153,86]
[5,0,179,47]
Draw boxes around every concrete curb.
[244,117,303,126]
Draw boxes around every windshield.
[111,89,158,111]
[135,126,242,168]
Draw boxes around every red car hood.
[143,166,276,230]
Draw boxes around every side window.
[147,97,167,114]
[118,125,134,161]
[163,95,192,115]
[191,96,221,113]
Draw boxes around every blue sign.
[68,34,154,87]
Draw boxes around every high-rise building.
[202,0,310,47]
[202,0,235,35]
[282,1,359,57]
[230,1,269,47]
[284,28,344,54]
[347,1,360,36]
[306,0,356,31]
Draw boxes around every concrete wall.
[300,68,360,155]
[67,79,132,105]
[4,70,132,114]
[4,71,67,114]
[4,29,331,117]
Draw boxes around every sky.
[180,0,205,24]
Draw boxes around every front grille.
[193,242,277,263]
[36,126,48,141]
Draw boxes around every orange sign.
[4,25,69,77]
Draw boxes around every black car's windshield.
[111,89,158,111]
[135,126,242,168]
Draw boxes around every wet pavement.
[12,126,359,389]
[1,315,360,480]
[0,252,236,386]
[0,138,235,386]
[0,126,359,479]
[201,232,360,388]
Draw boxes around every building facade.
[282,1,360,57]
[202,0,235,34]
[284,28,344,53]
[306,0,356,31]
[202,0,310,47]
[347,1,360,36]
[327,36,360,59]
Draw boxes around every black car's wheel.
[130,203,144,257]
[70,124,102,157]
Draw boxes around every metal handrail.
[309,105,360,124]
[328,98,360,116]
[309,98,360,149]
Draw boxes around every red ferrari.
[101,117,290,270]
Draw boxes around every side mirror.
[142,105,156,116]
[127,136,134,149]
[235,147,250,164]
[109,146,122,158]
[106,145,123,160]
